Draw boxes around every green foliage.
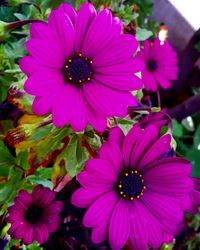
[173,117,200,178]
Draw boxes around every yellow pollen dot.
[79,53,82,57]
[119,184,122,188]
[69,77,72,81]
[125,173,128,176]
[131,170,134,174]
[90,60,93,64]
[130,197,134,201]
[65,65,69,68]
[140,192,144,196]
[134,170,138,174]
[136,195,140,199]
[87,77,91,81]
[120,191,123,195]
[143,186,146,189]
[79,80,82,83]
[68,59,72,62]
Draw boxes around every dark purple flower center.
[25,204,43,224]
[63,53,93,86]
[116,169,146,200]
[146,59,158,72]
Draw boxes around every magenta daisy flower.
[7,185,63,245]
[19,2,143,132]
[71,124,193,250]
[138,38,178,91]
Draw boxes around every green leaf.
[0,138,16,166]
[186,149,200,178]
[29,123,54,141]
[136,27,153,41]
[172,119,183,138]
[16,150,29,170]
[194,125,200,149]
[117,118,133,125]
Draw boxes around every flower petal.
[109,126,125,150]
[142,70,157,91]
[49,9,75,58]
[85,103,107,132]
[139,134,171,168]
[128,201,148,250]
[24,70,64,96]
[52,85,78,127]
[83,80,137,117]
[26,39,64,68]
[33,224,49,244]
[71,187,109,208]
[58,3,77,25]
[93,34,138,67]
[75,2,97,53]
[94,73,142,91]
[122,124,142,167]
[32,95,55,115]
[131,125,159,169]
[83,191,118,227]
[141,190,184,224]
[85,159,118,182]
[82,9,118,58]
[19,56,50,76]
[154,72,171,89]
[99,141,123,171]
[109,199,130,250]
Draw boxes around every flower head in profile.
[72,124,193,250]
[138,38,178,91]
[7,185,63,245]
[20,2,143,132]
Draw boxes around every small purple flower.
[7,185,63,245]
[139,109,170,130]
[138,38,178,91]
[72,124,193,250]
[20,2,143,132]
[0,238,8,250]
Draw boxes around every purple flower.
[7,185,63,245]
[20,2,143,132]
[139,109,170,130]
[71,124,193,250]
[138,38,178,91]
[188,177,200,214]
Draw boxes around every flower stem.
[157,88,161,107]
[82,139,97,158]
[7,19,44,31]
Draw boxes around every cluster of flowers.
[6,2,200,250]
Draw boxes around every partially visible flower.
[138,38,178,91]
[139,109,170,130]
[72,124,193,250]
[0,237,8,250]
[7,185,63,245]
[0,100,22,125]
[20,2,143,132]
[188,177,200,214]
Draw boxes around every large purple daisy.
[71,124,193,250]
[138,38,178,91]
[7,185,63,245]
[19,2,143,132]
